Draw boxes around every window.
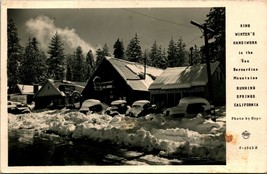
[186,103,206,114]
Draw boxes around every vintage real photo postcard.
[1,0,266,173]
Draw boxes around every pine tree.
[149,41,159,67]
[95,48,104,67]
[66,54,74,81]
[95,43,110,67]
[85,50,95,80]
[205,7,225,71]
[66,64,72,81]
[19,38,36,84]
[31,37,47,83]
[167,37,178,67]
[126,33,143,63]
[19,38,47,84]
[158,47,169,69]
[191,45,202,65]
[47,32,65,80]
[176,36,188,66]
[103,43,110,57]
[7,17,23,87]
[72,46,86,82]
[36,51,48,83]
[149,41,168,69]
[31,37,38,51]
[113,38,124,59]
[143,49,151,66]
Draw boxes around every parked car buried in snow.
[164,97,211,118]
[126,100,161,117]
[8,101,31,114]
[105,100,130,116]
[79,99,108,115]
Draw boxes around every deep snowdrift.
[8,108,226,162]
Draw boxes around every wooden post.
[190,20,214,103]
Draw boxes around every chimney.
[144,54,147,79]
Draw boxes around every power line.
[122,8,192,28]
[186,28,204,45]
[186,36,201,45]
[122,8,206,48]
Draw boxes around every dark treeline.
[7,8,224,87]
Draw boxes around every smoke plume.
[25,15,95,54]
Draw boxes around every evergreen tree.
[149,41,168,69]
[176,36,188,66]
[66,54,74,81]
[95,43,110,67]
[143,49,151,66]
[30,37,48,83]
[47,32,65,80]
[113,38,124,59]
[190,45,202,65]
[167,37,178,67]
[37,52,48,83]
[72,46,86,82]
[205,7,225,71]
[95,48,104,67]
[19,38,36,84]
[149,41,159,67]
[103,43,110,57]
[31,37,38,51]
[66,64,72,81]
[7,17,23,87]
[126,33,143,63]
[85,50,95,80]
[158,47,169,69]
[19,38,47,84]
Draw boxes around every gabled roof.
[149,61,221,90]
[106,57,163,91]
[35,79,85,97]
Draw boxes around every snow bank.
[8,109,226,162]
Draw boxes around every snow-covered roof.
[106,57,163,91]
[149,61,220,90]
[35,79,85,97]
[17,84,41,94]
[51,79,85,93]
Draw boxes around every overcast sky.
[8,8,211,56]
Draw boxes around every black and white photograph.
[6,7,226,166]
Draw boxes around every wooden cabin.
[82,57,163,105]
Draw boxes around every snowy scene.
[7,8,225,165]
[8,107,226,165]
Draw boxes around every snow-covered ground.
[8,107,226,163]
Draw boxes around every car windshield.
[132,105,142,109]
[89,104,103,112]
[178,103,187,107]
[186,103,207,114]
[110,106,119,110]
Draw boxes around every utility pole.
[143,52,147,80]
[190,47,193,66]
[190,20,214,103]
